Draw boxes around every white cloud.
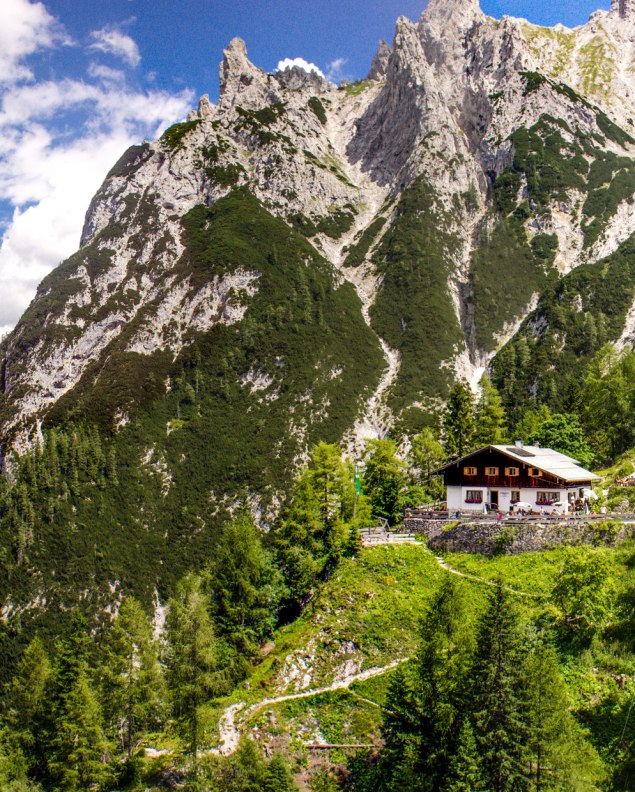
[88,27,140,67]
[0,0,69,83]
[0,2,194,330]
[326,58,350,83]
[87,62,126,83]
[276,57,325,78]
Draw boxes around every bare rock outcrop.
[367,40,392,80]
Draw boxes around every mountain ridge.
[7,0,635,444]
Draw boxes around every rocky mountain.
[3,0,635,655]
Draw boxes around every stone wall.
[404,517,632,555]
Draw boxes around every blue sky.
[0,0,612,331]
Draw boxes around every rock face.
[614,0,635,18]
[3,0,635,449]
[367,40,392,80]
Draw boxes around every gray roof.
[490,445,600,482]
[436,444,600,483]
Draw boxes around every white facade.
[447,485,582,514]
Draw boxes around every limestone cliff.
[3,0,635,448]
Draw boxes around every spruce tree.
[470,584,530,792]
[523,643,603,789]
[263,754,299,791]
[381,577,475,790]
[275,442,360,608]
[444,720,484,792]
[442,381,476,460]
[0,726,41,791]
[415,577,474,786]
[50,611,90,718]
[474,375,507,446]
[3,636,51,780]
[207,513,282,655]
[165,573,225,774]
[49,669,111,791]
[410,427,444,491]
[99,597,166,757]
[363,438,409,525]
[379,666,426,791]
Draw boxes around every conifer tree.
[444,720,484,792]
[263,754,299,791]
[275,443,361,608]
[50,611,90,716]
[165,573,225,774]
[49,669,111,791]
[474,375,507,446]
[3,636,51,780]
[207,513,282,655]
[363,438,409,525]
[415,577,475,783]
[0,726,41,791]
[410,426,444,488]
[470,584,530,792]
[442,380,475,460]
[523,643,603,788]
[381,577,474,790]
[99,597,166,757]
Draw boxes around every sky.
[0,0,612,334]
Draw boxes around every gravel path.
[210,658,409,756]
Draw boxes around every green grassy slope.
[195,542,635,783]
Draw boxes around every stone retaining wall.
[403,517,633,555]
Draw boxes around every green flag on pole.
[355,463,362,495]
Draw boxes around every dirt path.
[210,658,408,756]
[428,548,543,599]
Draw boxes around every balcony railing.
[448,475,566,489]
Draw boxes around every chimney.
[515,440,523,448]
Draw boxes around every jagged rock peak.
[612,0,635,18]
[219,37,267,103]
[196,94,214,119]
[367,40,392,80]
[273,64,330,93]
[420,0,484,31]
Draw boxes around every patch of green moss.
[287,213,318,237]
[578,35,617,100]
[520,71,547,95]
[234,103,290,147]
[596,111,635,148]
[205,164,246,188]
[338,80,372,96]
[105,144,151,180]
